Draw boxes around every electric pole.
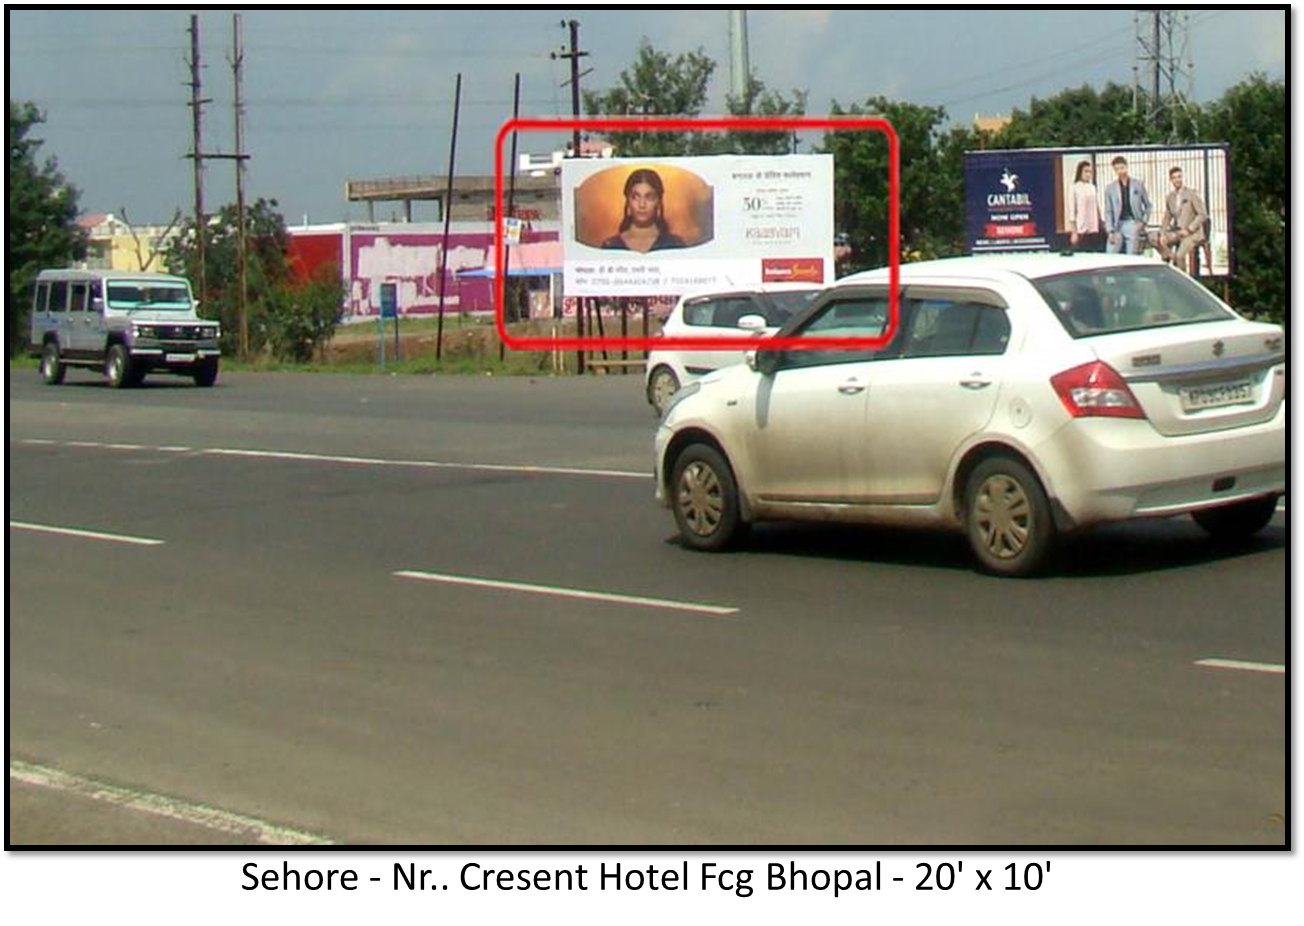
[231,13,249,359]
[186,14,209,311]
[552,19,588,157]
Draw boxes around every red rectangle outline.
[493,116,900,352]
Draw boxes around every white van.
[28,269,220,387]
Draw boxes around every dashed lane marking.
[9,521,165,546]
[1195,658,1285,675]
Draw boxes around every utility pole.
[231,13,249,359]
[729,10,751,110]
[434,73,463,362]
[186,15,209,311]
[551,19,589,374]
[552,19,588,157]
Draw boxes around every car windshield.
[763,289,822,325]
[1033,266,1235,338]
[106,281,192,310]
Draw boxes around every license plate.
[165,353,196,364]
[1180,379,1254,411]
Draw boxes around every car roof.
[679,281,825,302]
[36,269,189,282]
[837,253,1163,287]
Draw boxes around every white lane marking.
[9,521,165,546]
[18,438,649,480]
[394,569,739,617]
[1195,658,1285,675]
[206,447,649,479]
[9,759,332,845]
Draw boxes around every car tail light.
[1050,361,1145,419]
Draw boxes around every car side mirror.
[737,313,767,333]
[753,350,782,375]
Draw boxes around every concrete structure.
[286,220,561,321]
[77,213,181,272]
[345,174,561,223]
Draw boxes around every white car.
[654,254,1285,576]
[645,284,823,415]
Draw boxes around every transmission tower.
[1133,10,1195,137]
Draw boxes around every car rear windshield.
[1033,266,1235,338]
[107,281,192,310]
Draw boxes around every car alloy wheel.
[973,474,1031,559]
[670,443,744,552]
[679,461,724,537]
[965,456,1055,577]
[649,367,680,416]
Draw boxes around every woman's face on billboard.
[627,181,661,226]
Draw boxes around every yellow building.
[78,213,181,272]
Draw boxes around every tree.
[264,262,345,363]
[584,44,809,158]
[718,75,808,156]
[994,83,1151,149]
[7,102,85,356]
[583,40,717,156]
[164,197,289,354]
[821,98,974,271]
[1200,74,1286,323]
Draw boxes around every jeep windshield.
[1033,265,1235,338]
[106,281,193,310]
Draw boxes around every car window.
[711,297,758,329]
[762,289,821,326]
[1034,265,1234,337]
[903,299,1010,358]
[106,281,193,310]
[69,282,88,313]
[34,282,50,314]
[48,281,68,313]
[781,294,894,369]
[682,299,715,327]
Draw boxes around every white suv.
[645,284,823,415]
[29,269,220,388]
[654,254,1285,576]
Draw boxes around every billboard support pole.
[435,73,462,362]
[500,72,521,364]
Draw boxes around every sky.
[8,7,1288,226]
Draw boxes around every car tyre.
[105,343,135,389]
[193,357,219,388]
[670,443,745,552]
[964,456,1056,577]
[40,341,66,385]
[648,366,680,416]
[1192,495,1278,542]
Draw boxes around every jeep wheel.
[193,357,219,388]
[105,343,135,389]
[40,341,66,385]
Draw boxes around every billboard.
[561,155,835,298]
[964,144,1233,277]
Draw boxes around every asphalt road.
[7,366,1288,845]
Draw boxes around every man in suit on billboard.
[1149,166,1209,271]
[1103,155,1152,255]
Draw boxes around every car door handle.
[837,379,866,395]
[959,375,992,390]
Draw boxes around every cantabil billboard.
[561,155,835,297]
[965,144,1233,278]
